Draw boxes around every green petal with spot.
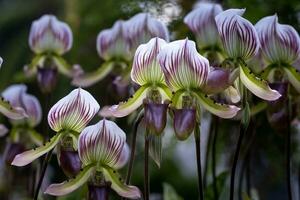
[102,166,141,199]
[0,97,27,120]
[239,65,281,101]
[11,133,63,166]
[283,65,300,93]
[52,56,73,77]
[72,61,115,88]
[192,91,240,119]
[100,85,150,118]
[45,164,95,196]
[157,83,172,101]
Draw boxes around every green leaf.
[45,164,95,196]
[163,183,183,200]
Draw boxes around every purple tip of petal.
[11,150,36,166]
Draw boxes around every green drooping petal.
[239,65,281,101]
[24,54,46,77]
[193,91,240,119]
[11,133,63,166]
[102,166,141,199]
[148,133,162,168]
[45,164,96,196]
[283,65,300,93]
[0,97,27,120]
[100,85,150,118]
[72,61,115,88]
[52,55,74,77]
[170,89,186,109]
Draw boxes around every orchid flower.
[101,37,171,128]
[25,14,74,82]
[255,15,300,92]
[215,9,281,101]
[11,88,100,167]
[72,20,130,87]
[158,39,240,139]
[184,2,223,52]
[45,119,141,199]
[72,13,169,88]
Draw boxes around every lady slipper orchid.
[72,13,169,88]
[125,13,169,52]
[158,39,240,125]
[100,37,171,125]
[2,84,42,127]
[184,2,223,51]
[45,119,141,199]
[215,9,281,101]
[97,20,131,62]
[25,14,74,79]
[11,88,100,167]
[256,15,300,93]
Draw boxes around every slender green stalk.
[212,117,219,199]
[125,115,144,185]
[195,122,204,200]
[33,149,53,200]
[230,84,249,200]
[286,93,292,200]
[144,130,150,200]
[203,118,213,188]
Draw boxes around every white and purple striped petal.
[215,9,260,60]
[29,15,73,55]
[255,15,300,64]
[184,2,223,49]
[97,20,132,61]
[48,88,100,133]
[78,119,127,169]
[158,39,210,91]
[125,13,169,51]
[2,84,42,126]
[131,37,167,86]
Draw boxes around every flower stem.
[286,94,292,200]
[195,122,204,200]
[230,85,249,200]
[144,130,150,200]
[203,118,213,188]
[212,116,219,200]
[33,149,53,200]
[125,115,144,185]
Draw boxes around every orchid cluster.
[0,1,299,200]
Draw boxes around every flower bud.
[29,15,73,55]
[215,9,260,60]
[97,20,132,61]
[37,67,58,94]
[48,88,100,133]
[2,84,42,127]
[173,108,196,140]
[184,2,223,50]
[255,15,300,64]
[58,149,81,177]
[143,99,169,135]
[158,39,210,91]
[125,13,169,51]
